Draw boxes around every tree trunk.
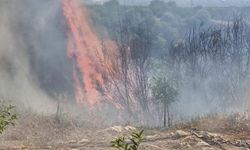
[167,104,171,128]
[163,101,167,128]
[56,97,61,123]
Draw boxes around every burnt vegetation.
[90,0,250,127]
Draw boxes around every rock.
[14,145,28,149]
[174,142,192,149]
[146,134,158,140]
[111,126,123,132]
[78,138,90,144]
[200,131,219,138]
[124,126,136,131]
[174,130,190,138]
[196,141,210,147]
[68,140,77,144]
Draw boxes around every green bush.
[0,104,17,134]
[111,130,144,150]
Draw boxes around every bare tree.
[166,16,250,108]
[99,8,155,123]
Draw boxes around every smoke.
[0,0,117,116]
[1,0,249,127]
[0,0,73,113]
[18,0,74,98]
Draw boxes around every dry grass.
[173,113,250,140]
[0,109,100,147]
[1,107,250,149]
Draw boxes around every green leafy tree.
[0,103,17,134]
[111,130,144,150]
[152,77,178,128]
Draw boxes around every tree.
[100,8,155,123]
[129,10,155,117]
[152,77,178,128]
[167,16,250,108]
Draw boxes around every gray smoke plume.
[0,0,73,113]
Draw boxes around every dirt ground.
[0,113,250,150]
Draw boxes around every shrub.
[111,130,144,150]
[0,103,17,134]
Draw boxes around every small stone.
[174,130,190,138]
[196,141,210,147]
[124,126,136,131]
[111,126,123,132]
[68,140,77,144]
[78,138,90,144]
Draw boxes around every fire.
[62,0,105,105]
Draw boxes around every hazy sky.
[178,0,250,7]
[90,0,250,6]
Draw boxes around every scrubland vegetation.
[1,0,250,149]
[87,0,250,127]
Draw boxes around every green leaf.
[110,130,144,150]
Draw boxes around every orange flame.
[62,0,104,105]
[62,0,123,110]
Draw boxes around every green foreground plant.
[0,104,17,134]
[111,130,144,150]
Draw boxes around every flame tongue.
[62,0,103,105]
